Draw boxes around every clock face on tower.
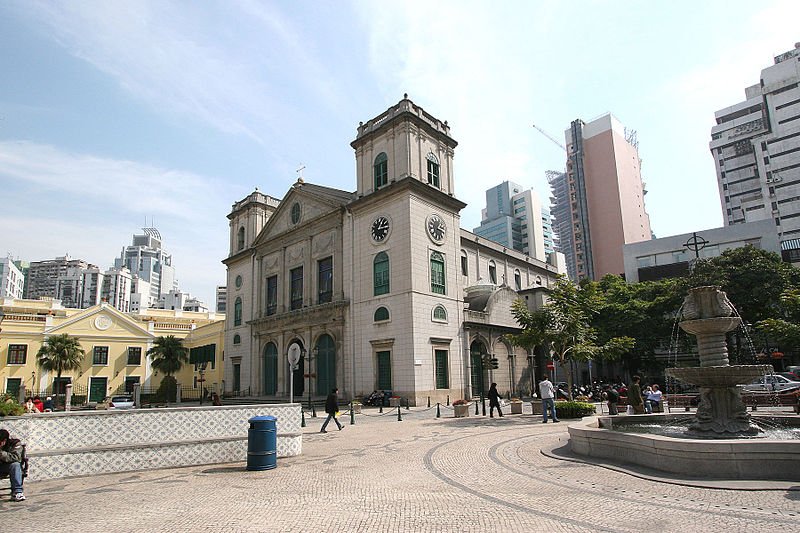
[371,216,390,242]
[426,213,447,244]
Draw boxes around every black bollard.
[301,409,306,428]
[379,404,383,414]
[447,394,450,406]
[350,402,355,425]
[406,398,410,410]
[397,405,402,421]
[427,396,430,408]
[312,403,317,418]
[475,399,479,415]
[436,402,441,418]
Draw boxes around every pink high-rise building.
[552,114,652,280]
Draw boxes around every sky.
[1,1,798,306]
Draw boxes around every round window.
[291,202,301,224]
[235,275,243,288]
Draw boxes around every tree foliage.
[512,276,634,398]
[147,335,189,377]
[36,333,85,407]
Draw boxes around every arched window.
[460,250,468,277]
[374,152,388,189]
[374,306,390,322]
[488,260,497,284]
[233,334,241,345]
[430,251,445,294]
[426,152,440,188]
[514,269,521,291]
[433,305,447,322]
[234,297,242,326]
[237,227,245,251]
[374,252,389,296]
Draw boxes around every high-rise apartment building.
[26,256,97,303]
[550,114,652,281]
[114,228,178,307]
[0,257,25,299]
[216,285,227,313]
[710,43,800,260]
[473,181,549,261]
[541,205,558,257]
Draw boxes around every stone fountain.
[565,285,800,482]
[666,286,772,437]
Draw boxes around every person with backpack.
[0,428,26,502]
[604,385,620,415]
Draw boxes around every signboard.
[287,343,302,369]
[546,362,555,370]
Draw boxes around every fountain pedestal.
[666,287,771,437]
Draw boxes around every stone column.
[133,382,141,408]
[65,383,73,412]
[176,383,182,404]
[18,384,26,404]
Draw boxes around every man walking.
[0,428,26,501]
[487,383,503,418]
[538,376,559,423]
[320,387,344,433]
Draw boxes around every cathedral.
[223,96,564,405]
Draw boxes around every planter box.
[510,401,523,414]
[453,404,470,417]
[389,398,401,408]
[531,401,543,415]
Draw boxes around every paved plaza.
[2,406,799,532]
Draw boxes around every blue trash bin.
[247,415,277,471]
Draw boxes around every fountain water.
[666,286,772,436]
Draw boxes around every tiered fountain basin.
[568,414,800,480]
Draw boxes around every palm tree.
[147,335,189,377]
[36,333,85,408]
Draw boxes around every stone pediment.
[252,181,355,247]
[47,304,154,340]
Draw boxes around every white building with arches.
[223,97,565,405]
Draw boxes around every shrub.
[0,394,25,417]
[452,399,469,406]
[555,401,595,419]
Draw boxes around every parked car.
[97,395,135,410]
[739,374,800,394]
[779,372,800,382]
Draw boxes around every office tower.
[541,205,558,256]
[474,180,548,261]
[216,285,227,313]
[710,43,800,260]
[101,266,133,312]
[550,114,652,281]
[114,228,178,305]
[0,257,25,299]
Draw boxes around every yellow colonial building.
[0,297,224,404]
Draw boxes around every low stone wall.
[569,414,800,480]
[1,404,302,481]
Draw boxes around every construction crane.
[532,123,567,153]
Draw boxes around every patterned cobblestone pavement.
[2,407,798,532]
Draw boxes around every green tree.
[512,276,634,399]
[756,288,800,356]
[147,335,189,377]
[36,333,85,408]
[592,275,685,377]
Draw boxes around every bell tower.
[351,95,458,198]
[226,189,280,258]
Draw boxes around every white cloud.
[0,140,229,304]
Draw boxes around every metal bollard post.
[475,399,479,415]
[350,402,355,425]
[379,404,383,414]
[447,394,450,406]
[301,409,306,428]
[406,398,410,410]
[427,396,430,408]
[436,402,441,418]
[397,406,402,421]
[312,403,317,418]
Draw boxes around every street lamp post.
[308,346,317,412]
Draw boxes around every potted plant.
[389,395,402,408]
[510,397,523,414]
[452,399,470,417]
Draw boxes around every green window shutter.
[374,252,389,296]
[377,351,392,390]
[435,350,448,389]
[431,252,445,294]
